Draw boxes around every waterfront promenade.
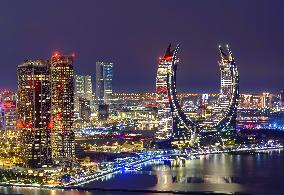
[1,142,281,190]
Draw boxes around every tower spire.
[226,44,234,62]
[219,45,227,59]
[165,43,172,56]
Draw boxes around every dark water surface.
[1,150,284,195]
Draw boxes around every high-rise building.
[84,75,93,101]
[50,53,75,164]
[96,62,113,105]
[17,60,52,168]
[214,45,239,116]
[74,75,92,115]
[261,92,271,108]
[0,90,17,130]
[79,97,91,121]
[280,90,284,108]
[74,75,84,114]
[155,45,173,139]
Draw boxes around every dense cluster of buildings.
[0,49,283,169]
[0,53,115,169]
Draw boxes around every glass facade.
[96,62,113,105]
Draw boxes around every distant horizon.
[1,0,284,93]
[0,49,283,94]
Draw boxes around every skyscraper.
[214,45,239,116]
[74,75,92,114]
[17,60,52,168]
[280,90,284,108]
[155,45,173,140]
[0,90,17,130]
[84,75,93,101]
[261,92,271,108]
[79,97,91,121]
[213,45,239,132]
[96,62,113,105]
[50,53,75,164]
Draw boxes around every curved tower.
[155,45,174,140]
[213,45,239,131]
[162,44,239,147]
[166,44,199,147]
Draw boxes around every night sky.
[0,0,283,93]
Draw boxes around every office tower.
[0,90,17,130]
[17,60,52,168]
[50,53,75,164]
[74,75,84,114]
[74,75,93,115]
[261,92,271,108]
[155,45,173,140]
[280,90,284,108]
[84,75,93,101]
[96,62,113,105]
[79,97,91,121]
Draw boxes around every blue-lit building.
[96,62,113,105]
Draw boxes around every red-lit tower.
[155,44,175,139]
[17,60,52,168]
[49,52,75,164]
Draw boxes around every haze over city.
[0,0,284,93]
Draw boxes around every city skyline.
[1,0,284,93]
[1,1,284,194]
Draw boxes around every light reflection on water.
[1,150,284,194]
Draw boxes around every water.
[1,150,284,195]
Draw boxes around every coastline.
[0,145,282,192]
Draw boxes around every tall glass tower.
[17,59,52,168]
[50,53,75,165]
[96,62,113,105]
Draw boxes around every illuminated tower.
[0,90,17,130]
[50,53,75,164]
[74,75,93,115]
[74,75,85,113]
[213,45,239,131]
[17,60,52,168]
[96,62,113,105]
[165,44,239,147]
[155,45,174,139]
[261,92,271,108]
[280,90,284,108]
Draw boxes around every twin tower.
[155,44,239,147]
[17,53,75,168]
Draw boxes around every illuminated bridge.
[161,44,239,147]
